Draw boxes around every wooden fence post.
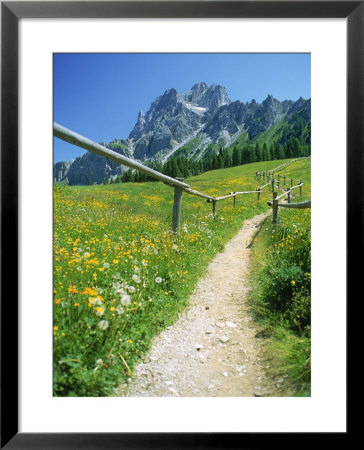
[271,179,275,192]
[263,171,266,180]
[299,180,302,196]
[290,178,293,187]
[172,177,184,232]
[230,192,236,208]
[283,176,286,185]
[212,200,217,216]
[272,191,278,224]
[256,188,261,200]
[277,180,280,189]
[287,188,291,204]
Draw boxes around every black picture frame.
[1,1,356,448]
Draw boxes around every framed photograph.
[2,1,356,447]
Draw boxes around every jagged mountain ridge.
[54,82,310,185]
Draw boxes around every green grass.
[248,158,311,395]
[53,158,310,396]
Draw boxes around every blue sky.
[54,53,311,163]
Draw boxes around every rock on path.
[114,211,292,397]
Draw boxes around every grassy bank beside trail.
[249,158,311,396]
[54,159,292,396]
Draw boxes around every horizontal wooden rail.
[277,201,311,209]
[275,191,290,200]
[54,122,191,190]
[268,199,311,208]
[183,187,214,201]
[207,190,260,202]
[258,182,270,189]
[289,183,303,190]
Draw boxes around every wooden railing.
[54,123,310,231]
[262,178,310,224]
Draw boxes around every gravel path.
[114,211,292,397]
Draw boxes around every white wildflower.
[155,277,163,284]
[132,274,141,283]
[103,262,110,269]
[134,267,141,274]
[115,306,125,315]
[98,320,109,330]
[128,286,136,294]
[96,359,103,365]
[120,294,131,306]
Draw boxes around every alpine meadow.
[54,54,311,397]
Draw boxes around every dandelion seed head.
[120,294,131,306]
[98,320,109,330]
[116,306,125,315]
[132,274,141,283]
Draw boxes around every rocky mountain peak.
[192,81,208,92]
[196,84,230,115]
[129,109,146,141]
[183,82,208,102]
[55,82,311,185]
[160,88,179,104]
[264,94,275,104]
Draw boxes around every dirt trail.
[115,211,292,397]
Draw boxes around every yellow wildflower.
[68,285,78,294]
[81,287,98,296]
